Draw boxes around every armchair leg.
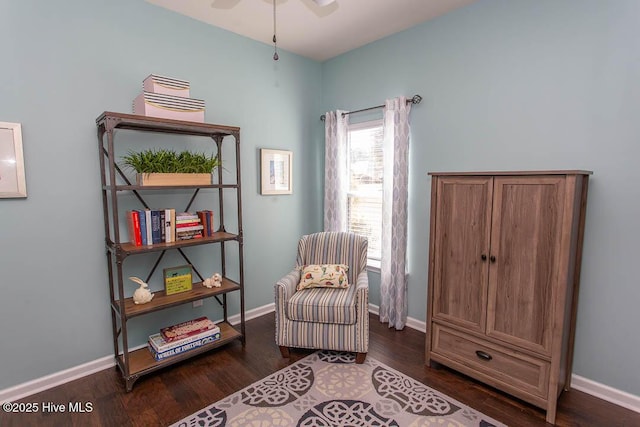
[355,352,366,364]
[279,346,290,358]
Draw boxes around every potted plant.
[121,148,220,186]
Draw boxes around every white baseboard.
[2,303,638,416]
[571,374,640,414]
[370,303,639,414]
[0,355,115,404]
[228,303,275,326]
[0,304,275,404]
[368,303,426,332]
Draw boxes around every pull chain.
[272,0,279,60]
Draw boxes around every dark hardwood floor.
[2,312,638,426]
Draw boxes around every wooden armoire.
[425,170,591,424]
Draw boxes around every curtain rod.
[320,94,422,121]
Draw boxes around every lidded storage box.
[133,74,205,122]
[143,74,190,97]
[133,92,205,122]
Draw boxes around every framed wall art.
[0,122,27,198]
[260,149,292,195]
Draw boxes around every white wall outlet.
[192,300,203,308]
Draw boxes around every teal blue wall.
[0,0,323,389]
[322,0,640,396]
[2,0,639,401]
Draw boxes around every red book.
[176,221,201,228]
[126,210,142,246]
[160,316,216,343]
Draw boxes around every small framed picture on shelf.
[260,148,292,195]
[0,122,27,198]
[163,264,193,296]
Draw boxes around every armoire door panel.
[432,177,493,332]
[487,176,565,354]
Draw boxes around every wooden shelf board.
[104,184,239,191]
[118,278,241,318]
[121,322,242,376]
[97,111,240,137]
[116,232,239,255]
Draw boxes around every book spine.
[170,209,176,242]
[149,326,220,353]
[159,210,166,242]
[164,208,174,243]
[175,220,201,227]
[176,233,202,240]
[137,210,148,246]
[175,224,204,232]
[148,332,220,361]
[126,210,142,246]
[176,212,198,221]
[145,210,153,245]
[197,211,207,237]
[151,210,162,244]
[207,210,214,236]
[176,232,203,241]
[132,211,142,246]
[160,316,215,342]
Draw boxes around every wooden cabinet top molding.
[428,170,592,176]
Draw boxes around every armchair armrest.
[275,269,300,305]
[355,269,369,291]
[355,269,369,317]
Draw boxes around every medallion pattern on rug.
[173,351,506,427]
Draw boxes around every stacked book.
[133,74,206,123]
[126,209,215,246]
[148,316,221,361]
[176,212,204,241]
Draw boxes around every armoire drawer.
[431,324,550,400]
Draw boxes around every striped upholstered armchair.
[275,231,369,363]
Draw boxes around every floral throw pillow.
[297,264,350,290]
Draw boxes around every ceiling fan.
[212,0,337,60]
[212,0,336,10]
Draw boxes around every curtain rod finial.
[411,95,422,105]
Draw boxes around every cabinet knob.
[490,255,496,263]
[475,350,493,361]
[481,254,487,261]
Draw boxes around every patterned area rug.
[172,351,506,427]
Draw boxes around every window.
[346,119,383,268]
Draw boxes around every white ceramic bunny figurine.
[129,276,154,304]
[203,272,223,288]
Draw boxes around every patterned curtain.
[379,97,412,330]
[323,110,349,232]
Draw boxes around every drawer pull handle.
[475,350,493,361]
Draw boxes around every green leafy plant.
[121,149,220,174]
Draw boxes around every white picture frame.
[260,149,292,195]
[0,122,27,198]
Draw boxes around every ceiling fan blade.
[211,0,242,9]
[311,0,336,6]
[302,0,337,17]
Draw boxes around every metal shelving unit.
[96,111,245,391]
